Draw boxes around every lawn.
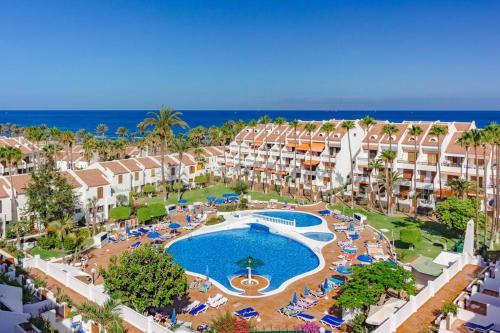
[29,247,65,260]
[329,204,460,262]
[137,184,297,206]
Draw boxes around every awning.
[250,141,263,147]
[296,143,310,151]
[411,256,446,276]
[311,143,325,152]
[255,167,266,172]
[286,142,298,148]
[303,160,320,166]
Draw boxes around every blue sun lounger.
[138,227,149,234]
[295,313,315,322]
[131,241,141,249]
[188,303,208,315]
[108,236,118,243]
[464,322,494,332]
[234,307,254,316]
[320,315,344,328]
[239,311,259,320]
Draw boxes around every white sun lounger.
[183,300,200,312]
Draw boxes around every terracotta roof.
[362,122,387,144]
[170,153,196,165]
[136,157,160,169]
[0,178,10,198]
[99,161,129,175]
[60,171,83,188]
[0,137,33,154]
[119,159,143,172]
[152,155,177,166]
[454,122,473,131]
[9,174,32,194]
[401,122,431,145]
[380,123,408,145]
[73,169,110,187]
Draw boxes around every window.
[189,166,195,174]
[97,187,103,199]
[134,172,139,181]
[171,168,175,176]
[151,168,156,177]
[408,152,417,163]
[97,205,104,212]
[118,174,123,184]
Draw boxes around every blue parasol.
[186,215,191,223]
[337,265,353,275]
[147,231,160,239]
[304,284,310,297]
[323,278,330,291]
[318,209,331,216]
[168,223,181,229]
[292,291,298,304]
[379,232,384,240]
[171,308,177,324]
[178,199,187,204]
[215,198,226,205]
[207,195,216,200]
[357,255,373,263]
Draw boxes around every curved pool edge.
[166,211,333,298]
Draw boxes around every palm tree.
[59,131,76,170]
[289,120,300,195]
[380,149,396,215]
[86,196,98,236]
[0,146,23,232]
[429,124,448,200]
[144,107,188,202]
[304,123,317,199]
[408,125,423,220]
[457,131,473,180]
[368,158,384,212]
[448,178,471,199]
[481,128,493,246]
[74,299,125,333]
[274,117,286,195]
[170,136,191,200]
[115,127,128,138]
[383,123,399,151]
[96,123,108,138]
[258,115,272,193]
[136,121,147,137]
[48,215,75,246]
[469,128,483,248]
[248,120,258,190]
[41,143,63,166]
[9,218,28,248]
[342,120,356,208]
[82,136,97,164]
[321,122,335,201]
[360,116,377,152]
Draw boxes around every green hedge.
[137,203,166,223]
[109,206,131,221]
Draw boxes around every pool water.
[256,211,322,227]
[302,232,335,242]
[167,224,320,294]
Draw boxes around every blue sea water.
[0,110,498,136]
[167,224,319,293]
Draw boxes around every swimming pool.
[302,232,335,242]
[167,224,320,295]
[255,210,322,227]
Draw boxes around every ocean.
[0,110,498,136]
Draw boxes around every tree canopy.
[25,163,78,226]
[100,245,187,313]
[436,196,485,235]
[336,262,416,311]
[399,227,422,249]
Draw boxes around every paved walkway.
[397,264,482,333]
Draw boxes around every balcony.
[415,181,434,190]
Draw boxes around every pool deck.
[70,201,391,331]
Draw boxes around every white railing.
[252,213,296,227]
[23,256,174,333]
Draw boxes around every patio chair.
[464,322,494,333]
[320,314,344,328]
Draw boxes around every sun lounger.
[310,290,325,298]
[210,297,228,308]
[199,282,211,293]
[138,227,149,234]
[127,231,141,238]
[296,313,315,322]
[234,307,255,316]
[108,236,118,243]
[239,311,259,320]
[183,300,200,312]
[301,297,318,306]
[131,241,141,248]
[183,224,196,230]
[189,303,208,316]
[279,306,301,317]
[321,315,344,328]
[208,294,223,304]
[464,322,494,332]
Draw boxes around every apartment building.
[226,120,364,197]
[0,136,38,175]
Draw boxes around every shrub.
[63,237,76,252]
[232,180,249,194]
[351,314,367,333]
[206,215,225,225]
[37,236,55,250]
[116,194,128,206]
[149,203,166,218]
[399,227,422,249]
[137,207,152,223]
[142,184,156,194]
[441,302,458,316]
[109,206,131,221]
[436,196,485,235]
[78,228,90,239]
[194,174,208,186]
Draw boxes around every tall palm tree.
[86,196,98,236]
[59,131,76,170]
[321,122,335,201]
[248,120,258,190]
[481,129,493,246]
[74,299,125,333]
[469,128,483,248]
[144,107,188,202]
[48,215,75,246]
[136,121,147,137]
[115,127,128,138]
[380,149,396,215]
[383,123,399,151]
[170,136,191,200]
[258,115,272,193]
[274,117,286,194]
[0,146,23,233]
[360,116,377,153]
[41,143,63,166]
[82,135,97,164]
[304,123,317,199]
[408,125,423,220]
[429,124,448,200]
[368,158,384,212]
[342,120,356,208]
[457,131,473,180]
[289,120,300,195]
[96,123,108,138]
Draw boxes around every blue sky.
[0,0,499,110]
